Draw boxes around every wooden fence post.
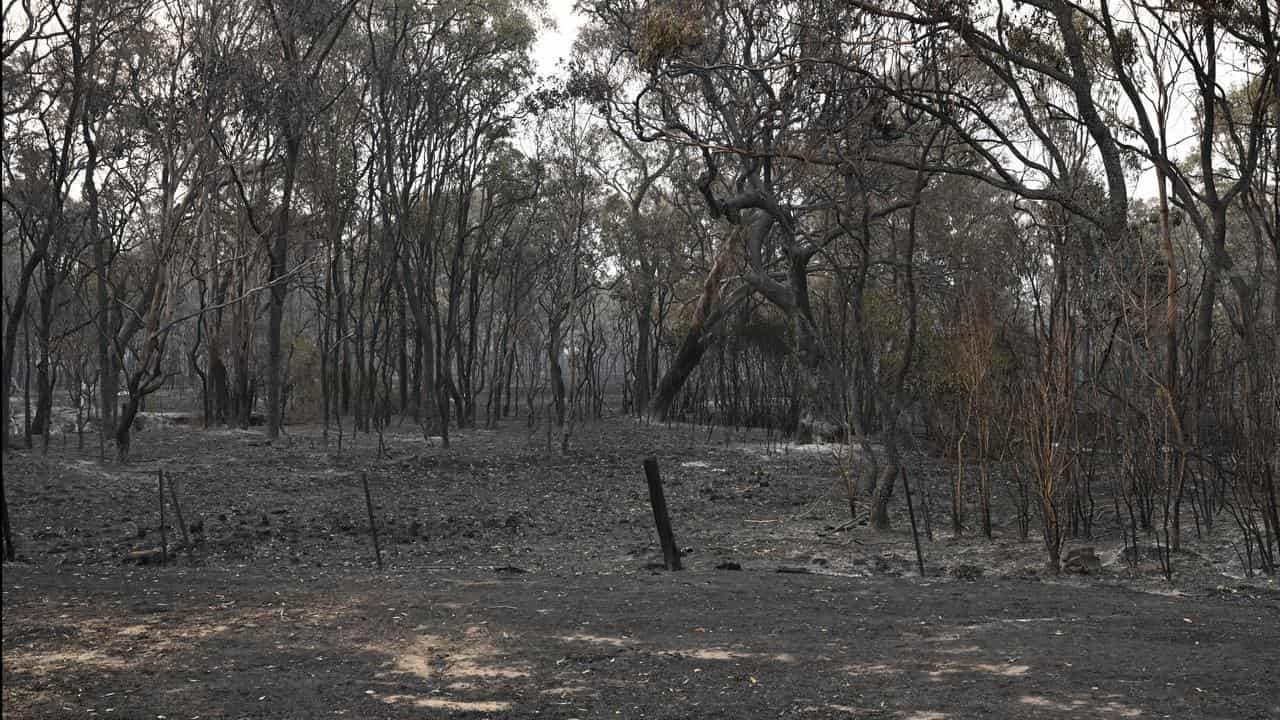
[362,472,383,570]
[2,480,16,561]
[165,470,192,553]
[902,466,926,577]
[643,458,681,571]
[158,470,167,566]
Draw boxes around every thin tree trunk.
[635,281,653,416]
[266,132,302,439]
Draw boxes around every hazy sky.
[532,0,583,78]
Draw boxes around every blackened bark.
[548,318,566,427]
[650,328,710,420]
[635,285,653,416]
[116,394,141,463]
[266,131,301,439]
[647,228,740,418]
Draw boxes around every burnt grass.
[3,412,1278,719]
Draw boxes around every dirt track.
[4,564,1278,719]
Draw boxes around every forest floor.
[3,410,1278,719]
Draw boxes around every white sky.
[531,0,583,78]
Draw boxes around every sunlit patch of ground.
[1020,694,1143,717]
[368,629,530,687]
[373,635,437,679]
[557,633,636,647]
[678,460,726,471]
[926,661,1030,678]
[540,684,592,696]
[377,693,511,712]
[842,662,902,676]
[653,645,802,664]
[931,643,982,654]
[662,647,756,661]
[449,652,529,679]
[5,648,128,675]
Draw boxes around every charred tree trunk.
[116,394,142,463]
[84,123,118,447]
[398,295,409,415]
[870,437,901,530]
[650,327,710,421]
[648,229,740,419]
[868,143,931,530]
[635,279,653,417]
[266,130,302,439]
[31,283,54,440]
[548,317,566,427]
[208,336,230,426]
[1,250,40,454]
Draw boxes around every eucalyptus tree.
[451,145,541,428]
[570,31,680,416]
[248,0,357,439]
[591,167,689,414]
[1090,0,1277,551]
[101,0,234,460]
[581,0,943,530]
[845,0,1276,557]
[4,0,214,460]
[1092,0,1275,403]
[432,70,537,440]
[2,0,91,453]
[582,0,938,414]
[527,101,608,450]
[584,121,676,416]
[477,151,557,428]
[362,0,536,446]
[361,0,445,429]
[298,28,364,441]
